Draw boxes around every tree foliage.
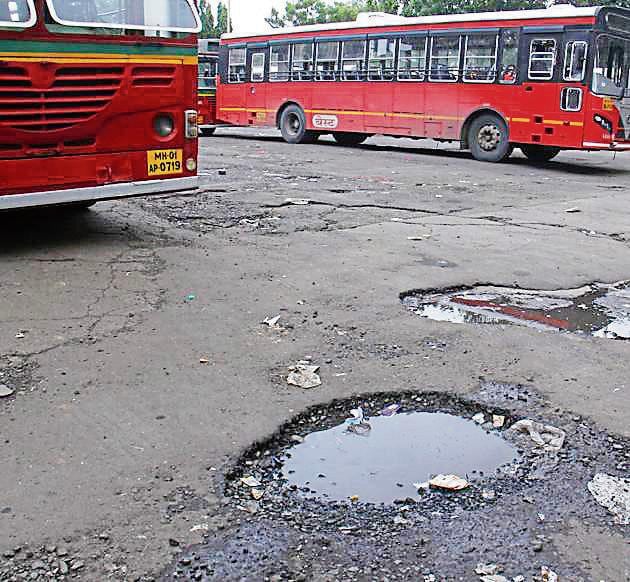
[197,1,232,38]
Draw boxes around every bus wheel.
[521,144,560,163]
[468,114,512,162]
[200,127,215,137]
[280,105,317,144]
[333,132,368,146]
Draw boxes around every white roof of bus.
[223,5,600,40]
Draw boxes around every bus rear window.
[45,0,201,33]
[0,0,35,27]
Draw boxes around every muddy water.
[281,411,518,504]
[402,282,630,339]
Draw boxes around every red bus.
[0,0,201,210]
[215,5,630,163]
[198,38,219,136]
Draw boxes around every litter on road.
[286,363,322,389]
[0,384,14,398]
[587,473,630,525]
[240,476,262,488]
[428,474,470,491]
[506,419,566,452]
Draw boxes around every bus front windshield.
[593,35,630,97]
[45,0,200,33]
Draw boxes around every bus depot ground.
[1,130,629,581]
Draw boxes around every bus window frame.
[341,38,367,81]
[228,47,247,84]
[269,43,290,82]
[397,35,427,82]
[315,39,340,82]
[367,37,396,81]
[291,41,314,81]
[498,28,520,85]
[528,38,557,81]
[251,51,266,83]
[44,0,202,34]
[463,33,499,84]
[0,0,36,27]
[429,34,462,83]
[563,39,588,82]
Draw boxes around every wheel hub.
[286,113,300,136]
[477,124,501,152]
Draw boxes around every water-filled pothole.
[402,281,630,339]
[281,411,518,504]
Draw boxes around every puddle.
[281,411,518,504]
[402,281,630,339]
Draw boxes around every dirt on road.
[1,130,629,581]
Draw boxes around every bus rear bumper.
[0,176,198,211]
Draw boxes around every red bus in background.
[216,5,630,163]
[0,0,201,210]
[198,38,219,136]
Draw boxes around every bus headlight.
[594,114,613,133]
[185,109,199,139]
[153,114,175,137]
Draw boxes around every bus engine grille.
[0,65,123,132]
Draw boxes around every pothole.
[401,281,630,339]
[281,411,518,504]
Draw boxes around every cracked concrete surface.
[1,129,629,581]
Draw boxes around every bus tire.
[200,127,216,137]
[279,105,317,144]
[521,144,560,163]
[468,114,512,163]
[332,132,368,146]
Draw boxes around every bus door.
[519,29,574,146]
[393,34,427,136]
[246,46,269,126]
[365,36,397,133]
[221,45,247,125]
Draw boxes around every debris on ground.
[0,384,14,398]
[262,315,282,329]
[540,566,559,581]
[472,412,485,424]
[564,207,581,213]
[492,414,506,428]
[475,563,501,575]
[345,407,372,435]
[284,198,311,205]
[379,403,401,416]
[199,358,209,364]
[506,419,566,452]
[479,576,508,582]
[251,489,265,501]
[428,474,470,491]
[287,363,322,389]
[240,476,262,488]
[185,294,196,302]
[587,473,630,525]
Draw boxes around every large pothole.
[401,281,630,339]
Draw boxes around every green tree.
[197,0,216,38]
[216,1,233,35]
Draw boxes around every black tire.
[521,144,560,163]
[200,127,216,137]
[468,114,512,162]
[332,132,368,146]
[279,104,317,144]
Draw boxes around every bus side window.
[368,38,396,81]
[342,40,366,81]
[292,42,314,81]
[564,40,588,82]
[251,52,266,83]
[499,29,519,84]
[228,48,246,83]
[429,36,461,82]
[464,34,498,83]
[529,38,556,80]
[316,41,339,81]
[270,44,290,82]
[398,36,427,81]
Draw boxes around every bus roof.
[223,4,600,41]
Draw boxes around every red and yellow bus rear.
[0,0,201,210]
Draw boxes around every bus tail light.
[186,158,197,171]
[185,110,198,139]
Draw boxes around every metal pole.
[227,0,231,33]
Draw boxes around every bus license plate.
[147,149,183,176]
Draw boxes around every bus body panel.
[216,6,630,156]
[0,7,200,207]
